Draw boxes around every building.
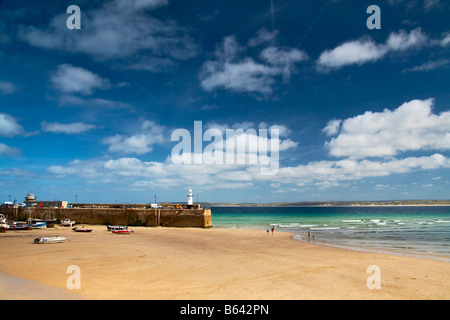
[24,193,68,208]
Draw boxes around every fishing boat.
[33,236,66,244]
[27,219,47,229]
[61,219,75,227]
[32,222,47,228]
[72,227,93,232]
[111,228,133,234]
[7,222,32,230]
[107,225,127,231]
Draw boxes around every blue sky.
[1,0,450,204]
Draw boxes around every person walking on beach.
[271,226,274,235]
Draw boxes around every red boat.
[111,229,133,234]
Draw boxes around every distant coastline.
[203,200,450,207]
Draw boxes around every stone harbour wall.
[0,207,212,228]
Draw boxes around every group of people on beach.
[267,226,315,242]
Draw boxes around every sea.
[210,206,450,262]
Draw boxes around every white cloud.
[46,152,450,190]
[200,35,307,96]
[272,153,450,186]
[440,33,450,47]
[41,121,97,134]
[45,100,450,191]
[50,64,110,95]
[260,46,308,81]
[322,119,342,136]
[18,1,199,67]
[386,28,428,51]
[0,113,23,137]
[247,28,279,47]
[325,99,450,158]
[317,38,387,70]
[0,143,21,156]
[0,81,17,94]
[200,58,279,95]
[423,0,443,11]
[57,95,134,110]
[102,120,165,154]
[402,59,450,73]
[317,28,432,71]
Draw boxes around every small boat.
[7,222,32,230]
[27,219,47,229]
[32,222,47,228]
[107,225,128,231]
[61,219,75,227]
[111,229,133,234]
[72,227,93,232]
[27,218,49,228]
[33,236,66,244]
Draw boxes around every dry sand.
[0,225,449,300]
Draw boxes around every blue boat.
[7,222,32,230]
[26,218,48,228]
[31,222,47,228]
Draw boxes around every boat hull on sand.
[72,227,93,232]
[111,229,133,234]
[33,236,66,244]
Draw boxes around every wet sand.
[0,225,449,300]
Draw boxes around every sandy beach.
[0,225,449,300]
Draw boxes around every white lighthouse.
[187,188,193,208]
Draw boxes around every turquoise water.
[211,206,450,260]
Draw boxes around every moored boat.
[72,227,93,232]
[27,219,47,229]
[7,222,32,230]
[107,225,128,231]
[111,229,133,234]
[33,236,66,244]
[61,219,75,227]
